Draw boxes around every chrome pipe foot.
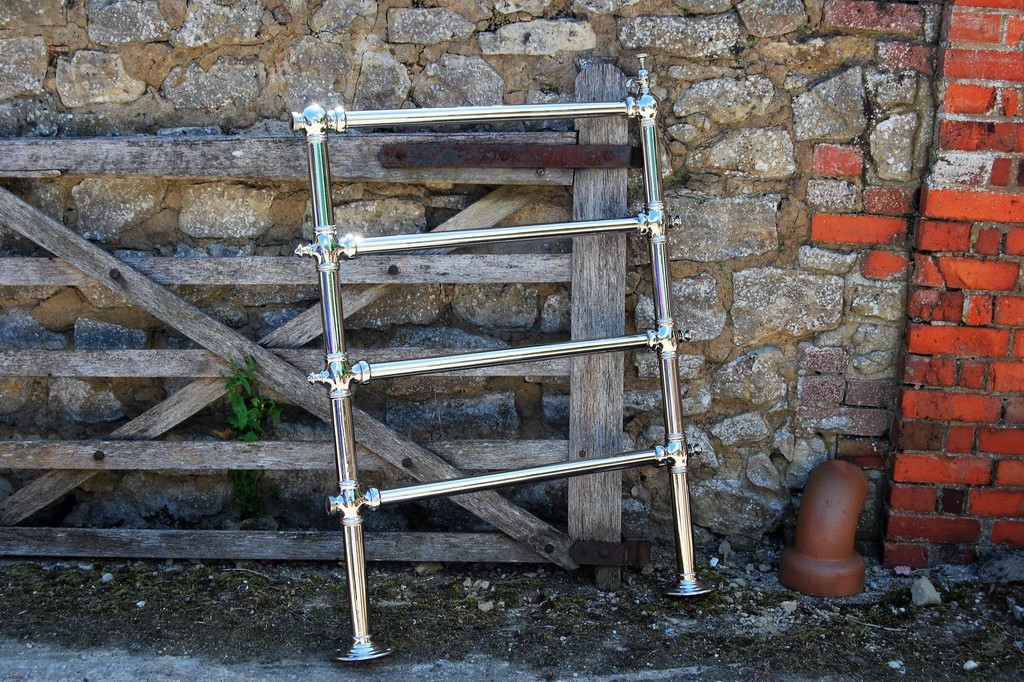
[335,640,393,662]
[665,577,714,598]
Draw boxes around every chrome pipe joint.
[624,54,658,122]
[326,485,381,521]
[306,355,373,395]
[295,225,344,266]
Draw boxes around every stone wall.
[0,1,953,550]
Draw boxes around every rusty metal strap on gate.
[379,143,638,169]
[569,540,651,568]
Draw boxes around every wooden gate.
[0,65,630,587]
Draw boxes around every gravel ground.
[0,543,1021,681]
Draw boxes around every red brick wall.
[887,0,1024,567]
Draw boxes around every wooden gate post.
[569,64,629,590]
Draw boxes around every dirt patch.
[0,545,1021,681]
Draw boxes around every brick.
[953,0,1024,9]
[887,513,981,544]
[1009,15,1024,47]
[947,425,976,453]
[960,359,989,388]
[863,187,915,215]
[882,541,929,568]
[800,346,849,373]
[1007,396,1024,422]
[1016,334,1024,358]
[911,254,945,288]
[992,520,1024,548]
[798,375,845,403]
[836,437,888,468]
[978,427,1024,455]
[997,459,1024,485]
[1007,227,1024,256]
[846,379,896,407]
[949,10,1003,44]
[877,41,934,74]
[992,361,1024,391]
[936,257,1020,291]
[893,453,992,484]
[907,290,964,323]
[901,388,1003,422]
[889,484,938,513]
[862,250,910,279]
[822,0,924,37]
[994,295,1024,325]
[941,488,967,514]
[916,220,972,253]
[991,158,1013,187]
[944,83,997,114]
[1003,88,1021,117]
[906,324,1010,357]
[974,228,1003,255]
[923,187,1024,223]
[811,214,907,245]
[813,144,863,177]
[796,406,892,436]
[939,120,1024,153]
[898,419,946,450]
[969,489,1024,516]
[964,295,994,326]
[903,354,957,386]
[943,48,1024,82]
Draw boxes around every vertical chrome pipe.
[293,104,391,660]
[631,59,713,598]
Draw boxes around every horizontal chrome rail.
[337,216,640,258]
[353,333,652,383]
[335,101,629,130]
[371,447,665,507]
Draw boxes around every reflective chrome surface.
[292,57,710,663]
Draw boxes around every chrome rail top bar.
[351,332,653,383]
[334,216,641,259]
[370,447,666,507]
[327,101,630,131]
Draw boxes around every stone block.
[785,436,828,486]
[797,245,858,274]
[390,326,507,351]
[796,405,892,436]
[687,128,796,178]
[72,178,164,243]
[412,55,504,108]
[388,8,474,44]
[74,318,148,350]
[500,0,556,14]
[713,346,788,406]
[0,377,33,415]
[163,58,266,112]
[541,392,569,426]
[732,268,844,346]
[797,374,845,403]
[354,51,411,111]
[173,0,264,47]
[0,37,47,101]
[386,391,521,440]
[711,411,771,446]
[634,273,726,341]
[870,113,918,182]
[281,36,351,111]
[179,184,274,239]
[619,13,743,60]
[865,69,919,111]
[86,0,169,46]
[846,379,897,407]
[48,377,124,424]
[793,68,867,141]
[480,20,597,56]
[746,451,782,491]
[673,76,775,125]
[850,279,906,321]
[737,0,808,37]
[1,0,65,26]
[453,283,538,330]
[800,345,849,374]
[0,307,67,350]
[539,291,569,333]
[56,51,147,108]
[665,192,780,262]
[328,199,426,240]
[310,0,376,34]
[634,353,704,380]
[690,477,786,536]
[806,179,858,212]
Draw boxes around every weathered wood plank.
[0,188,577,569]
[0,254,572,286]
[569,65,629,590]
[0,133,575,185]
[0,439,569,471]
[0,528,546,563]
[0,349,571,378]
[0,187,533,527]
